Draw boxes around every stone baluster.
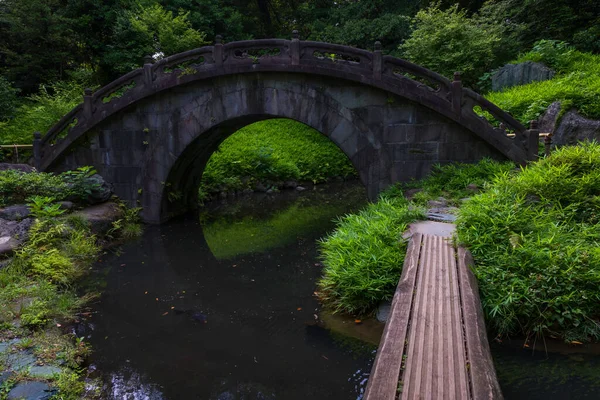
[143,55,154,87]
[451,72,462,115]
[33,132,41,170]
[291,30,300,66]
[373,41,382,80]
[214,35,223,67]
[83,88,94,118]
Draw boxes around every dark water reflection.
[492,342,600,399]
[82,183,375,400]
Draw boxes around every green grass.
[317,196,426,316]
[485,41,600,125]
[317,158,514,317]
[457,142,600,342]
[403,158,516,206]
[199,119,357,199]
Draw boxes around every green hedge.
[458,142,600,342]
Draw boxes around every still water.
[81,183,376,400]
[492,341,600,399]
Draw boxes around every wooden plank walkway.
[364,224,502,400]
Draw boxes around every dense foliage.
[458,143,600,342]
[318,197,425,315]
[0,167,99,206]
[0,79,87,145]
[199,119,356,199]
[400,5,516,86]
[485,40,600,124]
[317,158,512,316]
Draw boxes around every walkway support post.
[526,120,540,161]
[83,88,93,118]
[373,41,382,80]
[452,72,462,115]
[143,55,154,87]
[291,30,300,66]
[214,35,223,66]
[545,133,553,157]
[32,132,41,171]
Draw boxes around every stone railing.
[36,33,535,170]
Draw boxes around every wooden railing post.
[544,133,553,157]
[214,35,223,66]
[83,88,93,118]
[452,72,463,115]
[33,132,41,170]
[291,30,300,66]
[373,41,382,80]
[143,55,153,87]
[525,120,540,160]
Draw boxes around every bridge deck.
[364,223,502,400]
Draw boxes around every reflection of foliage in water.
[201,185,366,259]
[492,345,600,398]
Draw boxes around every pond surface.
[81,183,376,400]
[492,341,600,399]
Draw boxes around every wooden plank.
[365,232,502,400]
[457,247,504,400]
[364,233,423,400]
[399,235,471,400]
[447,236,470,399]
[401,233,433,399]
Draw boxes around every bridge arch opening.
[159,115,365,222]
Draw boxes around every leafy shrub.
[318,197,425,315]
[0,170,68,206]
[20,299,52,328]
[400,4,513,87]
[59,166,100,201]
[51,371,86,400]
[457,142,600,342]
[16,219,99,284]
[107,204,143,240]
[0,80,86,145]
[27,196,66,219]
[199,119,356,197]
[0,167,101,206]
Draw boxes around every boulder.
[0,163,35,173]
[7,381,55,400]
[85,174,113,204]
[0,218,33,256]
[553,110,600,145]
[72,202,123,236]
[0,205,30,221]
[58,201,74,211]
[492,61,555,91]
[538,101,562,133]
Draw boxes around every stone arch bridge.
[36,34,539,223]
